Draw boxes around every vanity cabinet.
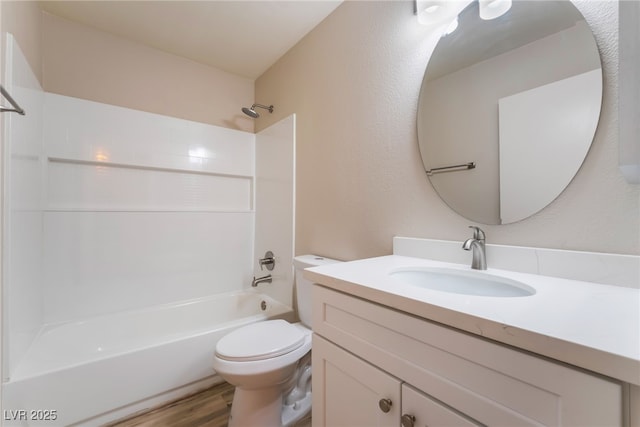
[311,285,623,427]
[313,335,483,427]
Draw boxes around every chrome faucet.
[252,274,272,287]
[462,226,487,270]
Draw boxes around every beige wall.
[0,6,254,132]
[42,13,255,132]
[256,0,639,260]
[1,1,42,84]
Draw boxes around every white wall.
[2,34,44,380]
[254,115,296,307]
[41,94,256,323]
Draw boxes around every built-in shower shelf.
[46,156,254,212]
[44,208,255,213]
[47,157,254,180]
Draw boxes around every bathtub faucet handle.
[259,251,276,271]
[252,274,273,287]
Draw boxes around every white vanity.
[306,238,640,427]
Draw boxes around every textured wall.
[256,0,639,260]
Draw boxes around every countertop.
[305,255,640,386]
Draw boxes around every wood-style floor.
[106,382,312,427]
[107,382,235,427]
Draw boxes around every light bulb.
[444,17,459,35]
[424,4,440,13]
[479,0,512,20]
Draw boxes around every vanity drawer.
[312,285,623,427]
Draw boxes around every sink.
[390,267,536,297]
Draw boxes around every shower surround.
[41,93,256,324]
[2,35,297,425]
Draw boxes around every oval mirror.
[417,0,602,225]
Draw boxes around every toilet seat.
[215,319,305,362]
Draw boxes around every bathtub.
[2,291,294,426]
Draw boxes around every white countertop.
[305,255,640,386]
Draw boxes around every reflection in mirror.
[417,0,602,225]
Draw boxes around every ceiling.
[38,1,343,79]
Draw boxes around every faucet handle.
[468,225,486,241]
[259,251,275,271]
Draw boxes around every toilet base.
[227,357,312,427]
[282,392,311,427]
[228,386,282,427]
[228,386,311,427]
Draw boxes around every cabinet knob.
[378,398,393,413]
[401,414,416,427]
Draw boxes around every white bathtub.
[2,291,294,426]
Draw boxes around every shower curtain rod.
[0,85,25,115]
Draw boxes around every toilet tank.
[293,255,341,328]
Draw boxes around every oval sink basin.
[390,267,536,297]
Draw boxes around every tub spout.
[252,274,272,287]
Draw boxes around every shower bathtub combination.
[3,291,294,426]
[3,36,297,427]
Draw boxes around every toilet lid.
[215,319,306,362]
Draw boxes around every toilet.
[212,255,340,427]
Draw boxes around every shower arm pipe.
[0,85,25,115]
[252,103,274,113]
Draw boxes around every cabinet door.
[401,384,482,427]
[312,334,401,427]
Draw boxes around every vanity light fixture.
[416,0,511,28]
[479,0,512,20]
